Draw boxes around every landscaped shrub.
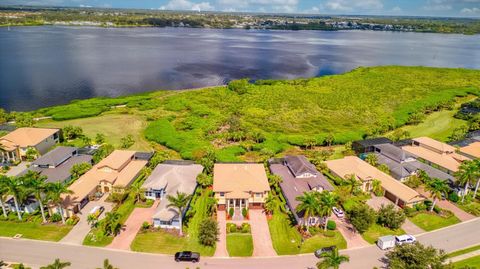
[448,192,459,203]
[50,213,62,223]
[65,215,80,226]
[228,208,234,218]
[227,223,237,233]
[415,202,427,212]
[198,218,219,246]
[327,220,336,230]
[403,207,417,218]
[348,204,377,234]
[241,223,251,233]
[141,221,150,230]
[377,204,406,230]
[242,208,248,218]
[342,199,358,213]
[433,206,442,214]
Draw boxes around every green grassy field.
[361,223,405,244]
[409,212,460,231]
[131,189,216,256]
[226,233,254,257]
[36,114,152,151]
[453,255,480,268]
[0,221,72,241]
[448,244,480,258]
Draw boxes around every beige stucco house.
[213,163,270,212]
[0,127,60,163]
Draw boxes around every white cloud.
[216,0,298,13]
[461,7,480,14]
[160,0,215,11]
[392,6,402,12]
[324,0,384,12]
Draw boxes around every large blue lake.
[0,26,479,111]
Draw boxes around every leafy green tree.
[25,147,39,161]
[103,211,122,236]
[343,174,362,195]
[14,113,34,127]
[96,259,118,269]
[377,164,390,175]
[386,242,451,269]
[23,171,49,223]
[81,136,92,147]
[455,160,479,202]
[425,178,449,211]
[296,191,319,230]
[196,172,213,188]
[0,108,8,124]
[93,144,114,163]
[198,149,216,175]
[128,184,145,204]
[316,248,350,269]
[365,154,378,166]
[227,79,249,94]
[12,263,31,269]
[317,191,338,231]
[377,204,406,229]
[167,191,192,236]
[95,133,106,145]
[348,204,377,234]
[70,162,92,181]
[120,135,134,149]
[325,134,335,147]
[198,218,219,246]
[62,125,83,140]
[404,174,422,189]
[87,214,98,228]
[1,175,25,220]
[40,259,71,269]
[372,179,383,196]
[47,182,73,224]
[268,174,283,189]
[148,151,171,169]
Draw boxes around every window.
[255,193,262,198]
[220,192,225,197]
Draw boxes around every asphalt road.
[1,218,478,269]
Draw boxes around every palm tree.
[128,184,145,204]
[295,191,319,230]
[0,177,8,218]
[47,182,73,224]
[40,259,71,269]
[316,248,350,269]
[96,259,118,269]
[455,161,478,202]
[23,171,49,223]
[372,179,383,196]
[264,192,278,215]
[425,178,449,212]
[343,174,362,194]
[365,154,378,166]
[2,175,25,220]
[471,160,480,199]
[166,191,192,236]
[317,191,338,231]
[103,211,122,236]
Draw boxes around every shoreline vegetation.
[3,65,476,163]
[1,6,480,35]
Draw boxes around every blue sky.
[3,0,480,17]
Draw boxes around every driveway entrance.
[249,209,276,257]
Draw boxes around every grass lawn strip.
[409,212,460,232]
[361,223,405,244]
[0,221,72,242]
[448,245,480,258]
[226,233,254,257]
[453,255,480,268]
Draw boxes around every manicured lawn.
[300,230,347,253]
[409,212,460,231]
[36,113,152,151]
[458,201,480,216]
[361,223,405,244]
[0,221,72,241]
[226,233,253,257]
[453,255,480,268]
[131,189,215,256]
[448,244,480,258]
[83,229,114,247]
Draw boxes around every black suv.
[314,246,336,258]
[174,251,200,263]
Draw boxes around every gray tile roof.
[29,154,93,183]
[32,146,77,168]
[284,155,319,178]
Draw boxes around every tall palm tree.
[40,259,71,269]
[2,175,25,220]
[372,179,383,196]
[264,191,278,215]
[343,174,362,194]
[425,178,449,212]
[317,191,338,231]
[103,212,122,236]
[47,182,72,224]
[166,191,192,236]
[295,191,319,230]
[471,160,480,198]
[0,177,8,218]
[316,248,350,269]
[96,259,118,269]
[128,184,145,204]
[455,161,478,202]
[23,171,49,223]
[365,154,378,167]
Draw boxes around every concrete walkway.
[107,200,159,250]
[331,214,370,248]
[214,211,228,257]
[249,209,276,257]
[448,249,480,263]
[60,195,113,245]
[402,218,425,235]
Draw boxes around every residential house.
[213,163,270,215]
[402,137,470,175]
[372,143,455,183]
[61,150,150,217]
[142,162,203,229]
[325,156,425,208]
[0,127,60,163]
[352,137,393,154]
[270,155,334,224]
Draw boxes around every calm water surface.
[0,26,479,111]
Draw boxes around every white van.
[395,235,416,245]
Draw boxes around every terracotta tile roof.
[460,142,480,159]
[325,156,424,204]
[213,163,270,193]
[413,137,456,154]
[0,128,59,148]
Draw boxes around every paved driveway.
[107,200,159,250]
[331,214,369,249]
[60,195,113,245]
[249,209,276,257]
[417,187,475,222]
[214,211,228,257]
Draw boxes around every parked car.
[377,235,396,250]
[395,235,416,245]
[314,246,336,258]
[332,207,344,218]
[174,251,200,263]
[89,206,105,217]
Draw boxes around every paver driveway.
[107,200,159,250]
[331,214,370,249]
[214,211,228,257]
[60,195,113,245]
[417,187,475,222]
[249,209,276,257]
